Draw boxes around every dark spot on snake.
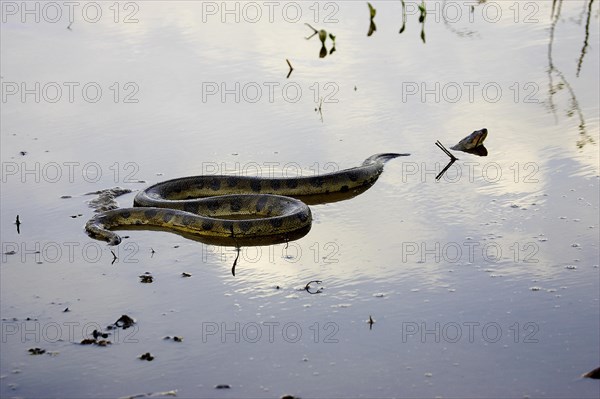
[340,185,349,192]
[227,177,238,187]
[270,180,281,190]
[121,211,131,218]
[286,180,298,189]
[210,179,221,191]
[134,220,142,225]
[230,199,242,212]
[256,196,268,212]
[348,172,359,182]
[201,220,214,230]
[162,213,173,223]
[207,200,220,212]
[181,215,195,226]
[239,221,252,232]
[144,209,158,218]
[310,177,324,187]
[270,218,283,228]
[184,202,199,213]
[222,221,233,232]
[250,180,262,192]
[297,211,310,222]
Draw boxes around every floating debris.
[92,329,109,339]
[373,293,385,298]
[367,315,375,329]
[139,352,154,361]
[139,273,154,283]
[80,338,111,346]
[119,390,178,399]
[28,348,45,355]
[530,286,541,291]
[214,384,231,389]
[305,280,323,294]
[108,314,136,330]
[331,303,351,308]
[565,265,577,270]
[181,272,192,278]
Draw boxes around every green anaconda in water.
[85,153,408,245]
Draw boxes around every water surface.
[1,1,599,398]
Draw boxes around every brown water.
[1,1,599,398]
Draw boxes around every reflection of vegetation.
[315,97,324,122]
[397,0,427,43]
[441,0,481,38]
[305,23,336,58]
[367,2,377,36]
[576,0,594,77]
[418,1,427,43]
[547,0,594,148]
[399,0,406,33]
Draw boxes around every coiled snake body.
[85,153,407,245]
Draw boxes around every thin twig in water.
[111,250,118,265]
[435,141,458,161]
[231,247,240,276]
[286,58,294,79]
[305,280,323,294]
[304,23,318,40]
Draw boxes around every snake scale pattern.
[85,153,408,245]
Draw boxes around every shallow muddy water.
[1,1,599,398]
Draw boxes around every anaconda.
[85,153,408,245]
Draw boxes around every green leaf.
[318,29,327,43]
[368,2,376,18]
